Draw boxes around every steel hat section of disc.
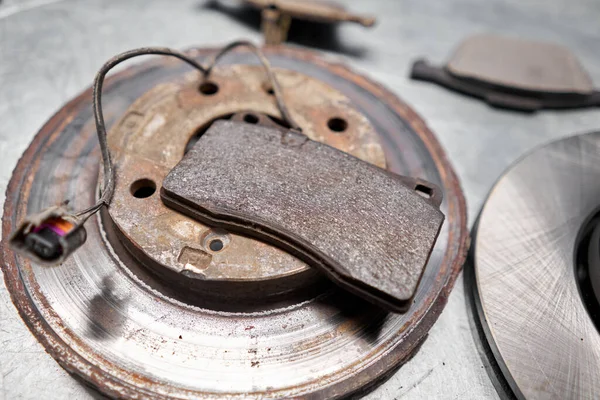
[474,132,600,400]
[0,46,468,399]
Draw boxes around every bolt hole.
[327,117,348,133]
[266,87,275,95]
[130,179,156,199]
[199,81,219,96]
[415,184,433,199]
[243,114,259,124]
[209,239,224,252]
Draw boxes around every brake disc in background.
[1,46,468,398]
[473,131,600,399]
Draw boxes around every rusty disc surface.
[105,65,388,304]
[0,46,468,399]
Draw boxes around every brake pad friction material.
[161,120,444,312]
[448,34,593,94]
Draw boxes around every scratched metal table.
[0,0,599,398]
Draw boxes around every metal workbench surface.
[0,0,599,398]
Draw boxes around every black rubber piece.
[24,228,63,261]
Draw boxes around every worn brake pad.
[161,120,444,312]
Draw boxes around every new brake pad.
[161,120,444,312]
[411,34,600,111]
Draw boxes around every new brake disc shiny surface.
[474,132,600,400]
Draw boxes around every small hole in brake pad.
[160,120,444,313]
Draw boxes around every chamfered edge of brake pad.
[161,120,445,312]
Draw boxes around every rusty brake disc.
[1,46,468,399]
